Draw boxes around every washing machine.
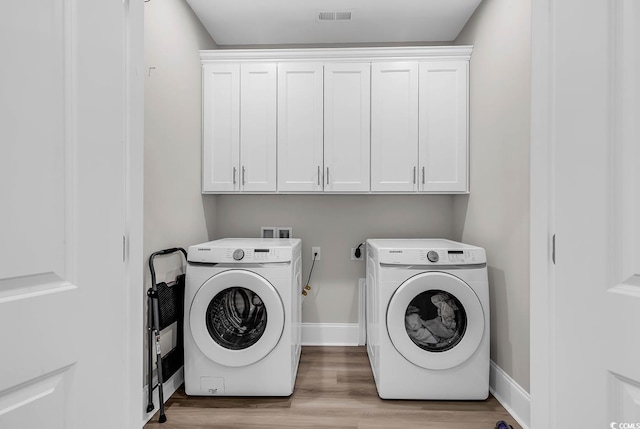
[184,238,302,396]
[366,239,489,400]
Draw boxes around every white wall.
[215,194,456,323]
[453,0,531,392]
[143,0,217,381]
[144,0,217,277]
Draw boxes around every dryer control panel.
[379,248,485,265]
[368,239,487,266]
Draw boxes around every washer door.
[190,269,285,367]
[387,271,485,370]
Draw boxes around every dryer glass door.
[386,271,485,370]
[190,269,285,367]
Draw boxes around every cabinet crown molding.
[200,46,473,63]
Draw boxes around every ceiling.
[185,0,483,46]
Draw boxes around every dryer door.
[386,271,485,370]
[189,269,285,367]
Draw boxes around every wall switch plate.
[351,248,364,261]
[311,246,321,261]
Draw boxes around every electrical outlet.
[311,246,321,261]
[351,247,364,261]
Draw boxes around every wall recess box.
[277,227,292,239]
[261,227,292,239]
[261,227,276,238]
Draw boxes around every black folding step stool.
[146,247,187,423]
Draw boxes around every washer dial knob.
[427,250,439,263]
[232,249,245,261]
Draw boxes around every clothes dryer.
[366,239,489,400]
[184,238,302,396]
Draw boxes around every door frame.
[124,0,144,427]
[530,0,555,426]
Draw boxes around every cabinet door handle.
[413,166,417,185]
[317,166,320,186]
[242,166,246,186]
[422,166,425,185]
[326,167,329,185]
[233,167,237,185]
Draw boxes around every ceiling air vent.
[318,11,352,21]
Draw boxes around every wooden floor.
[145,346,521,429]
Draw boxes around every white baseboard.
[141,367,184,425]
[301,323,361,346]
[490,360,530,429]
[303,279,366,346]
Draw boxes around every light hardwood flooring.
[145,346,522,429]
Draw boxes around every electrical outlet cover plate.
[351,248,364,261]
[311,246,321,261]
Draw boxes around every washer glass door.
[190,269,285,367]
[386,271,485,370]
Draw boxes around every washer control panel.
[188,239,300,264]
[189,246,292,263]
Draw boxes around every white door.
[371,62,419,192]
[531,1,640,427]
[0,1,142,429]
[418,61,468,193]
[277,63,324,192]
[240,63,277,192]
[324,63,371,192]
[202,63,240,192]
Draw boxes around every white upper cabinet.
[202,63,240,192]
[277,62,324,192]
[201,47,471,194]
[324,63,371,192]
[202,62,276,192]
[371,62,419,192]
[419,61,468,192]
[371,59,470,193]
[241,63,277,192]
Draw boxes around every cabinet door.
[202,63,240,192]
[371,62,419,192]
[277,63,324,192]
[324,63,371,192]
[419,61,469,192]
[240,63,277,192]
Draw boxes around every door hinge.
[552,234,556,264]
